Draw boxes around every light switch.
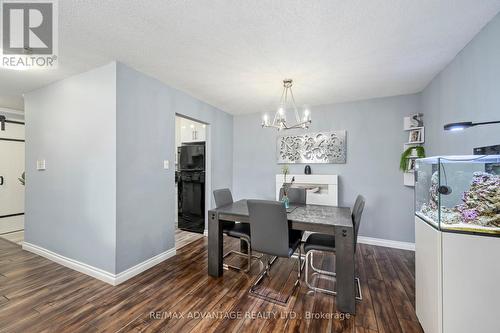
[163,160,169,169]
[37,160,46,170]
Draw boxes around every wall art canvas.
[277,130,346,164]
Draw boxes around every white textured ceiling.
[1,0,500,113]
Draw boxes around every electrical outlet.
[37,160,46,170]
[163,160,169,169]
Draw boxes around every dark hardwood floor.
[0,236,422,333]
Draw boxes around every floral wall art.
[277,130,347,164]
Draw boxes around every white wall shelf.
[402,114,424,187]
[275,174,338,207]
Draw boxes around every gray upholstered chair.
[247,200,303,305]
[279,187,306,205]
[213,189,260,272]
[303,195,365,300]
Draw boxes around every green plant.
[281,165,289,182]
[281,164,291,196]
[400,146,425,171]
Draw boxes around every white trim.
[114,247,176,285]
[203,229,208,236]
[22,242,116,284]
[358,236,415,251]
[22,242,176,285]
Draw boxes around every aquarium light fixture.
[444,121,500,131]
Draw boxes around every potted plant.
[281,165,295,208]
[400,146,425,172]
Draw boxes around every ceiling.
[1,0,500,114]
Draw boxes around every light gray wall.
[115,63,233,273]
[24,61,233,275]
[233,94,420,243]
[24,62,117,273]
[421,13,500,155]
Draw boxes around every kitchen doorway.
[174,115,209,249]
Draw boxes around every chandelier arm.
[273,85,287,127]
[288,87,301,123]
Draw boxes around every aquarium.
[415,155,500,235]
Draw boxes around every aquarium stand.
[415,216,500,333]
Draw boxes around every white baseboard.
[22,242,116,284]
[201,229,413,251]
[22,242,176,285]
[358,236,415,251]
[114,248,176,285]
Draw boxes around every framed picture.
[408,128,424,143]
[407,159,416,171]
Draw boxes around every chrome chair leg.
[249,250,302,306]
[223,237,262,273]
[305,250,362,301]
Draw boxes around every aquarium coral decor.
[456,172,500,227]
[419,171,500,228]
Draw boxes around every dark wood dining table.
[207,199,356,314]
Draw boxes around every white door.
[0,122,25,235]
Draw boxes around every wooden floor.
[0,236,422,333]
[175,229,204,250]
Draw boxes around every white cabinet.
[275,174,338,206]
[178,120,206,143]
[415,216,500,333]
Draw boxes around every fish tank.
[415,155,500,236]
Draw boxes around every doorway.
[0,111,25,244]
[174,115,208,249]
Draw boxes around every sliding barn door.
[0,121,25,236]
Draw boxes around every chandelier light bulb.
[262,114,269,126]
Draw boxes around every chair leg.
[310,250,336,277]
[304,250,363,300]
[249,254,301,306]
[297,244,303,279]
[223,237,261,273]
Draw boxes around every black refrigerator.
[177,142,205,233]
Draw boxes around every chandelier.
[261,79,311,130]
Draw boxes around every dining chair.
[279,187,306,205]
[247,200,303,305]
[303,195,365,300]
[213,189,260,272]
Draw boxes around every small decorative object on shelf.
[304,165,311,174]
[404,113,423,129]
[281,164,295,208]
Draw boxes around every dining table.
[207,199,356,314]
